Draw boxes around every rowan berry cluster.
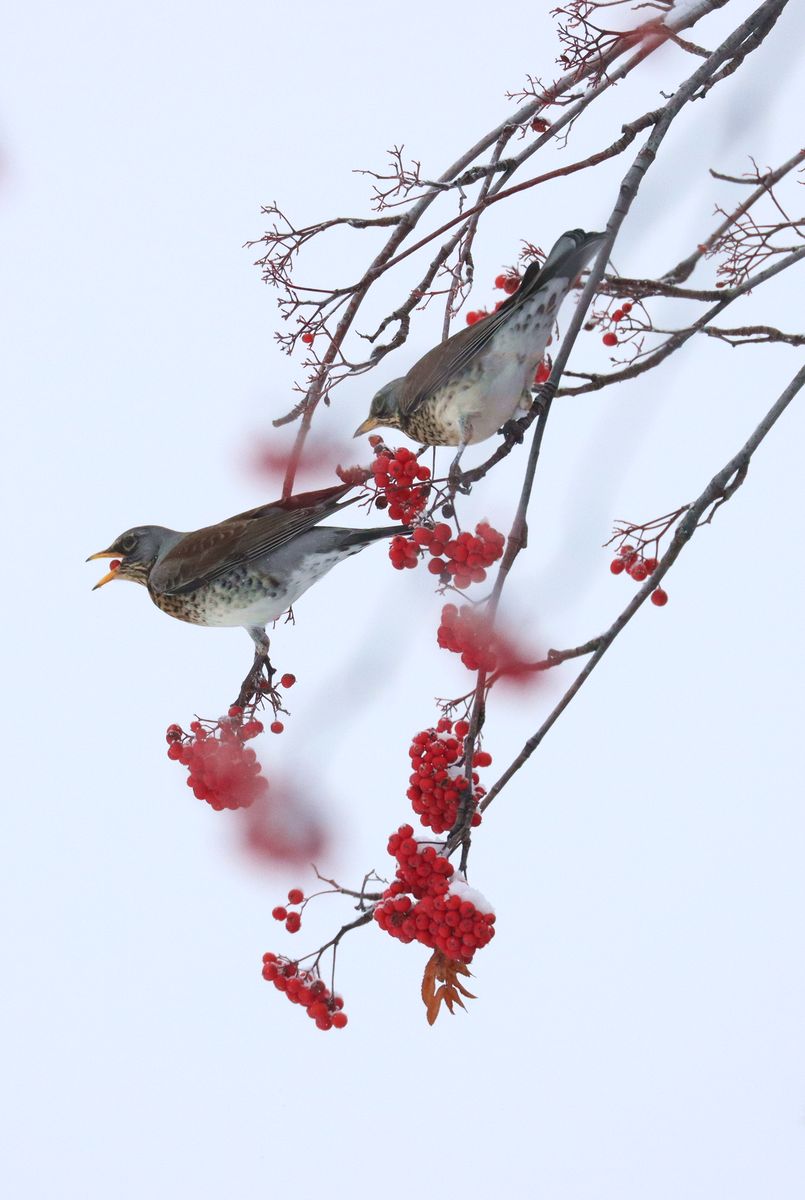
[165,711,268,811]
[464,265,528,324]
[390,521,505,587]
[371,445,431,521]
[602,301,633,347]
[271,887,305,934]
[374,824,496,963]
[465,307,490,325]
[610,545,668,606]
[385,825,454,896]
[610,543,657,581]
[437,603,500,671]
[408,717,490,834]
[494,272,521,295]
[261,954,348,1031]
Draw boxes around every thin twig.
[480,362,805,811]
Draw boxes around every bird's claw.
[235,650,275,711]
[500,417,529,447]
[447,461,472,496]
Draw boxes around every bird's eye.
[120,534,137,554]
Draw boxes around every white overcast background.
[3,2,804,1196]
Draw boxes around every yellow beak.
[353,416,381,438]
[86,549,121,590]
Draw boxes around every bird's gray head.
[353,378,405,438]
[87,525,175,590]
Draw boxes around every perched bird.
[354,228,605,463]
[88,483,403,658]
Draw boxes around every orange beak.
[86,549,122,590]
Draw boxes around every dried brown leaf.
[421,950,477,1025]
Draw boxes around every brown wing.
[396,315,511,417]
[151,483,355,596]
[397,229,603,418]
[223,482,353,524]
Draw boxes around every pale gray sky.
[2,2,804,1197]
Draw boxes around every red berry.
[109,559,121,571]
[287,888,304,905]
[228,705,243,718]
[331,1012,348,1029]
[270,721,284,734]
[621,302,632,313]
[651,587,668,606]
[285,912,301,933]
[610,559,625,575]
[643,557,658,572]
[272,906,288,921]
[280,673,296,688]
[602,332,618,347]
[502,276,520,295]
[300,332,314,345]
[494,274,507,290]
[611,308,624,322]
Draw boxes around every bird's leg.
[448,418,473,495]
[234,626,275,710]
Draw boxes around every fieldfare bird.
[88,484,403,663]
[354,228,604,466]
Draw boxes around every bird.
[87,483,404,665]
[353,228,605,467]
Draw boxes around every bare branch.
[664,147,805,283]
[701,323,805,346]
[445,0,794,858]
[480,362,805,811]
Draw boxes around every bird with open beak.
[88,483,405,665]
[354,228,605,470]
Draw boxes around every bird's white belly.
[195,551,350,628]
[449,280,565,442]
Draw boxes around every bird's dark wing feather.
[151,484,356,596]
[397,229,601,417]
[223,482,353,524]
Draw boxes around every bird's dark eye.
[120,534,137,554]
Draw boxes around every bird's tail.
[333,524,410,546]
[513,228,605,307]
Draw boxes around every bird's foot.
[235,631,277,711]
[500,416,530,447]
[447,460,472,496]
